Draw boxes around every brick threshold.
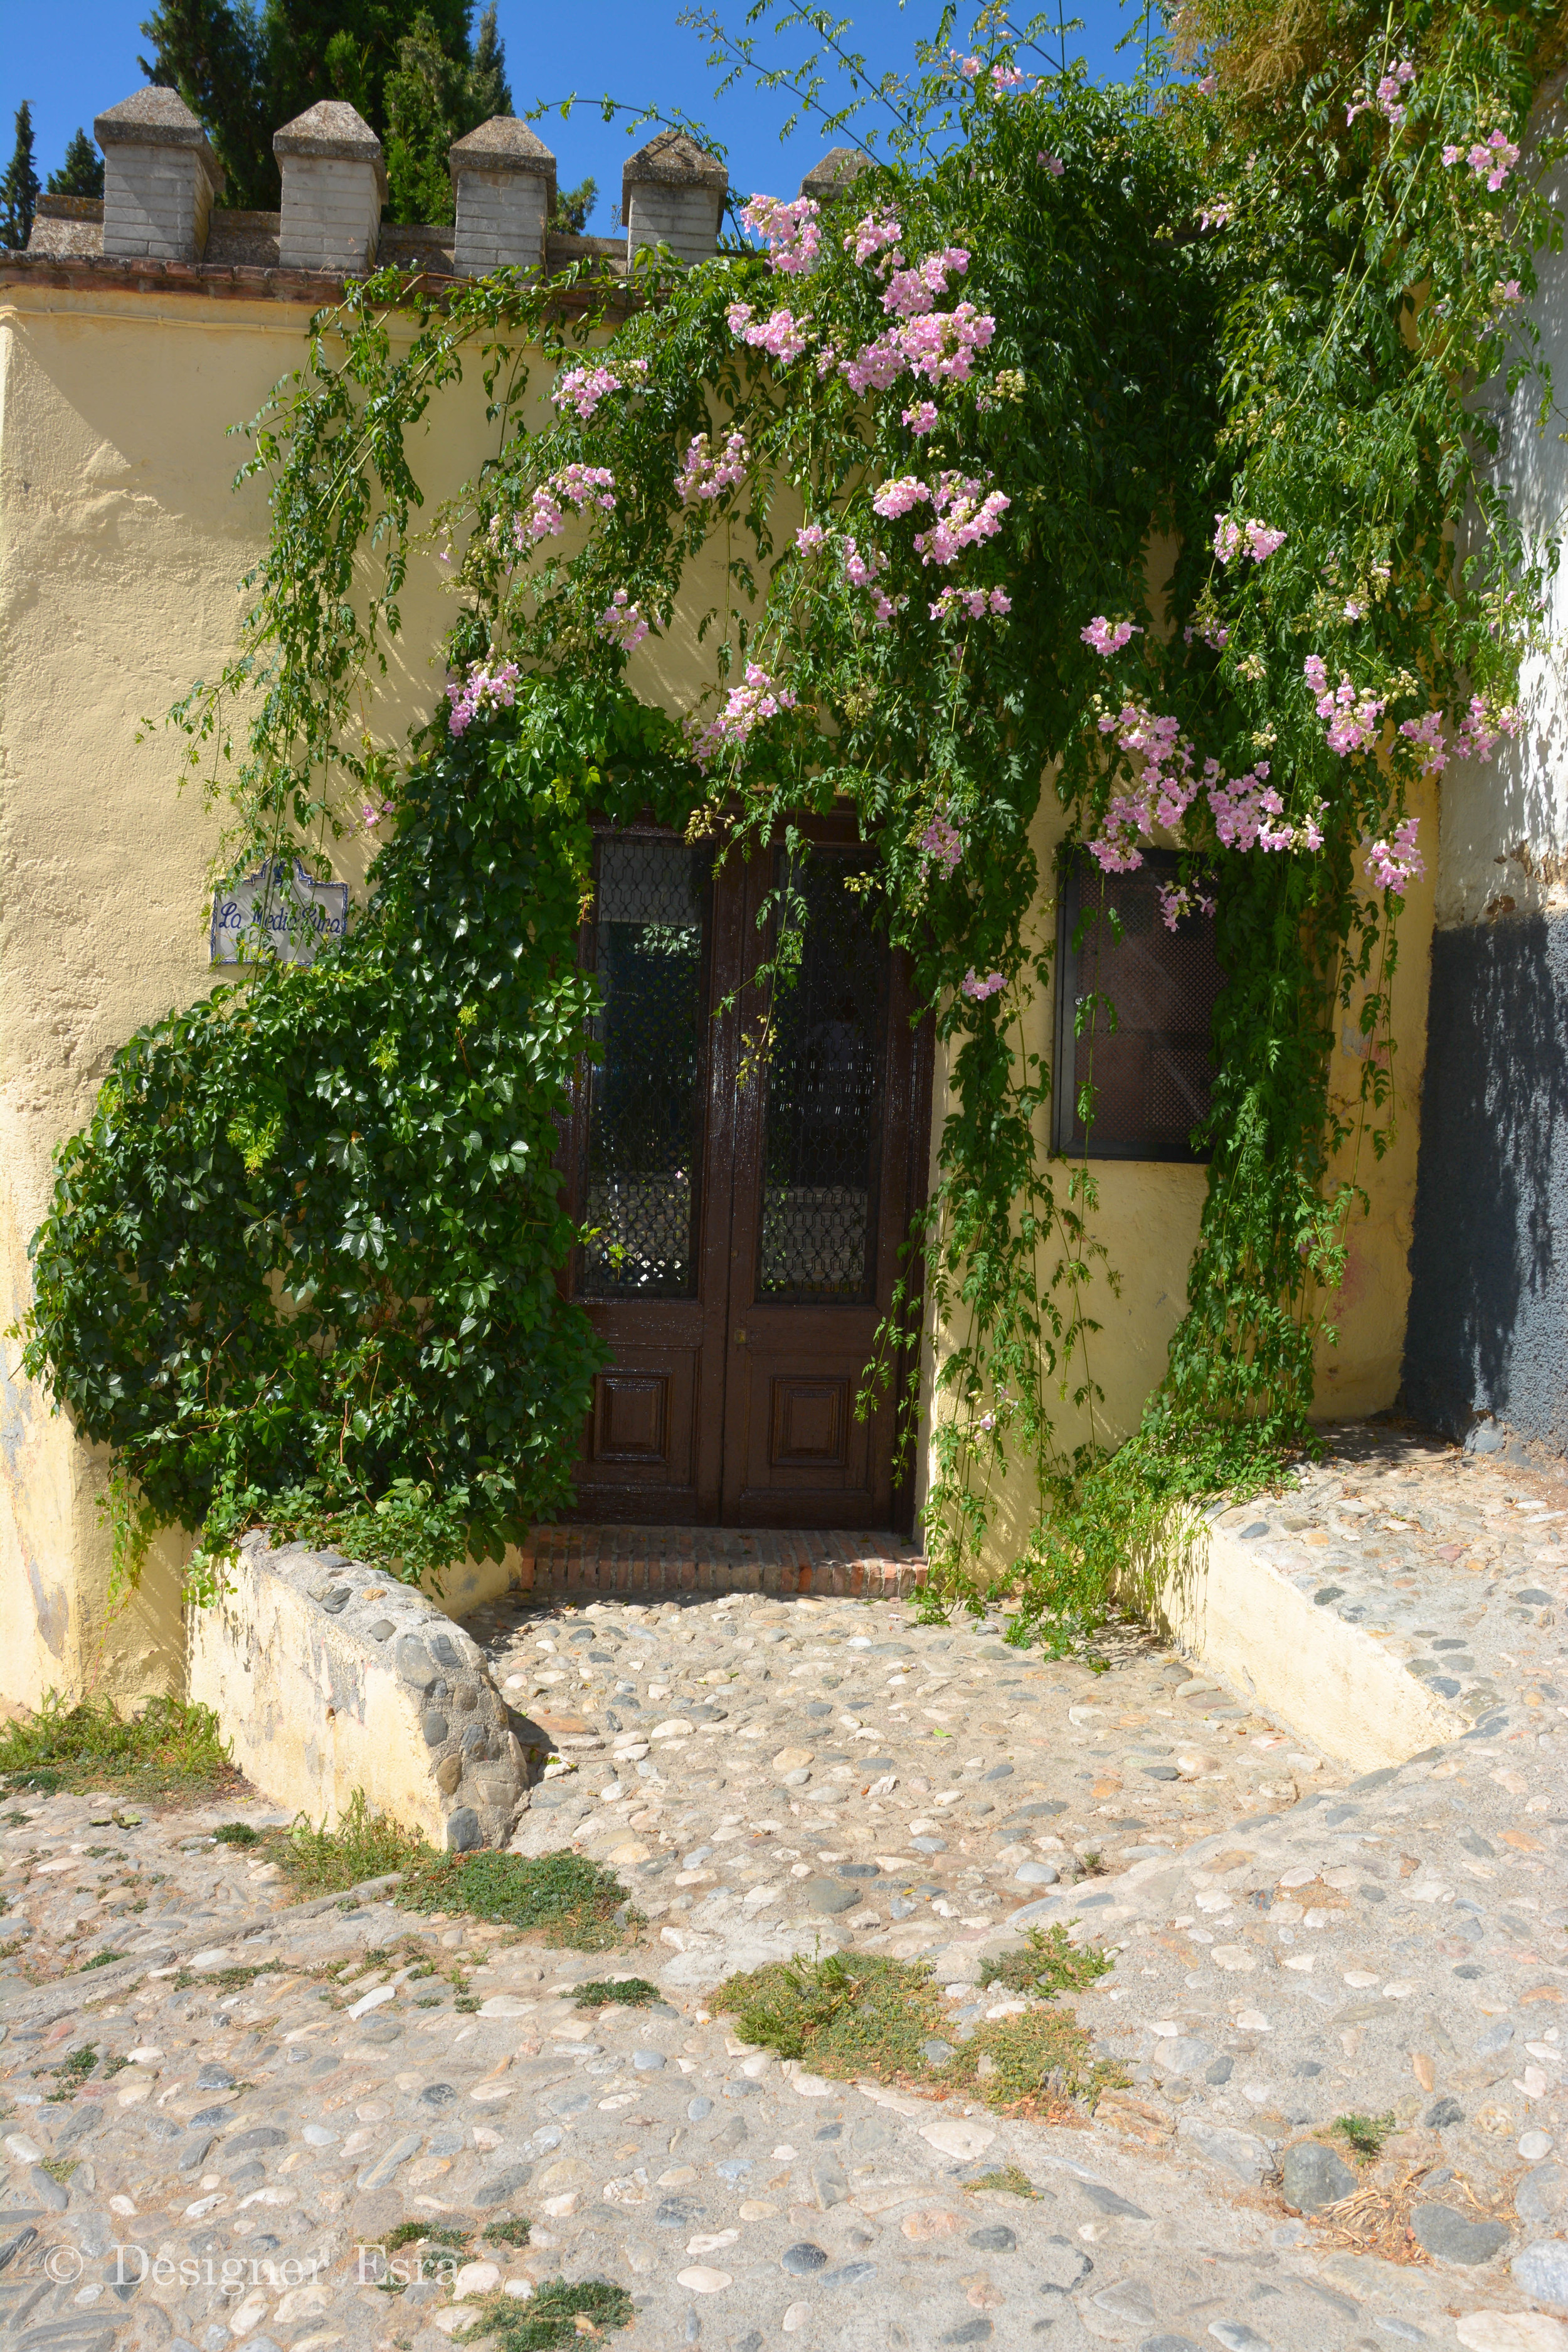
[516,1524,927,1600]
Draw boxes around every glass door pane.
[581,835,711,1298]
[757,848,889,1303]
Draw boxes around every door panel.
[566,815,928,1530]
[719,836,910,1527]
[566,832,737,1522]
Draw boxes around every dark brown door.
[563,816,928,1529]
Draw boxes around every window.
[1052,849,1224,1162]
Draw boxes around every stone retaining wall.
[188,1534,528,1850]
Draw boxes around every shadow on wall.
[1404,910,1568,1449]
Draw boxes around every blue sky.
[4,3,1154,234]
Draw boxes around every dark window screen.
[1052,850,1223,1162]
[580,834,711,1296]
[758,848,889,1301]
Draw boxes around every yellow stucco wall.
[0,277,1434,1697]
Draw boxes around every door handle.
[734,1327,748,1347]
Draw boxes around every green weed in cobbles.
[265,1792,637,1947]
[214,1821,262,1847]
[967,2165,1039,2199]
[979,1925,1115,2000]
[77,1949,125,1973]
[0,1694,235,1800]
[714,1946,1119,2114]
[457,2279,633,2349]
[272,1790,432,1896]
[571,1977,660,2008]
[482,2218,532,2248]
[403,1851,637,1952]
[717,1953,946,2079]
[1335,2111,1397,2163]
[46,2046,97,2100]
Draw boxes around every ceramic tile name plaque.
[211,857,350,966]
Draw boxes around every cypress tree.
[0,101,40,251]
[46,130,105,200]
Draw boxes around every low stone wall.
[188,1534,528,1850]
[1120,1502,1468,1772]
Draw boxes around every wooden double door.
[561,817,930,1528]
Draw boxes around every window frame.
[1051,844,1220,1165]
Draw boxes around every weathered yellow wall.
[0,283,751,1714]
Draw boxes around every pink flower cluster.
[1214,514,1287,565]
[882,250,969,319]
[1081,615,1141,654]
[848,211,903,265]
[842,304,995,395]
[1209,764,1319,854]
[903,401,939,436]
[1198,202,1232,230]
[1397,709,1446,776]
[446,659,521,737]
[961,967,1007,1000]
[728,304,810,364]
[1443,130,1520,189]
[360,793,395,830]
[872,475,930,519]
[527,465,617,539]
[1348,56,1414,128]
[1157,881,1216,930]
[1304,655,1385,756]
[930,586,1010,620]
[920,810,962,877]
[1183,620,1230,650]
[1084,668,1327,872]
[551,358,647,421]
[913,474,1010,566]
[795,522,827,553]
[838,537,902,625]
[676,431,749,503]
[687,662,798,768]
[739,193,822,275]
[597,590,649,650]
[1455,694,1520,761]
[1038,151,1065,177]
[1364,817,1424,895]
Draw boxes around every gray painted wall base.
[1404,910,1568,1450]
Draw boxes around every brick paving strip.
[2,1423,1567,2349]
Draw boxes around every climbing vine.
[16,1,1566,1617]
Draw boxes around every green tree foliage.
[552,176,598,236]
[46,130,105,200]
[1,101,40,250]
[139,0,510,216]
[384,6,512,225]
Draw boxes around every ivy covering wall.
[16,0,1566,1621]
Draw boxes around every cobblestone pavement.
[3,1424,1568,2351]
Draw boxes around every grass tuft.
[482,2218,532,2248]
[0,1693,235,1800]
[571,1977,660,2009]
[979,1924,1115,1999]
[1335,2110,1397,2162]
[214,1821,262,1847]
[967,2164,1039,2198]
[458,2278,633,2349]
[714,1943,1118,2116]
[403,1851,638,1952]
[265,1794,637,1951]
